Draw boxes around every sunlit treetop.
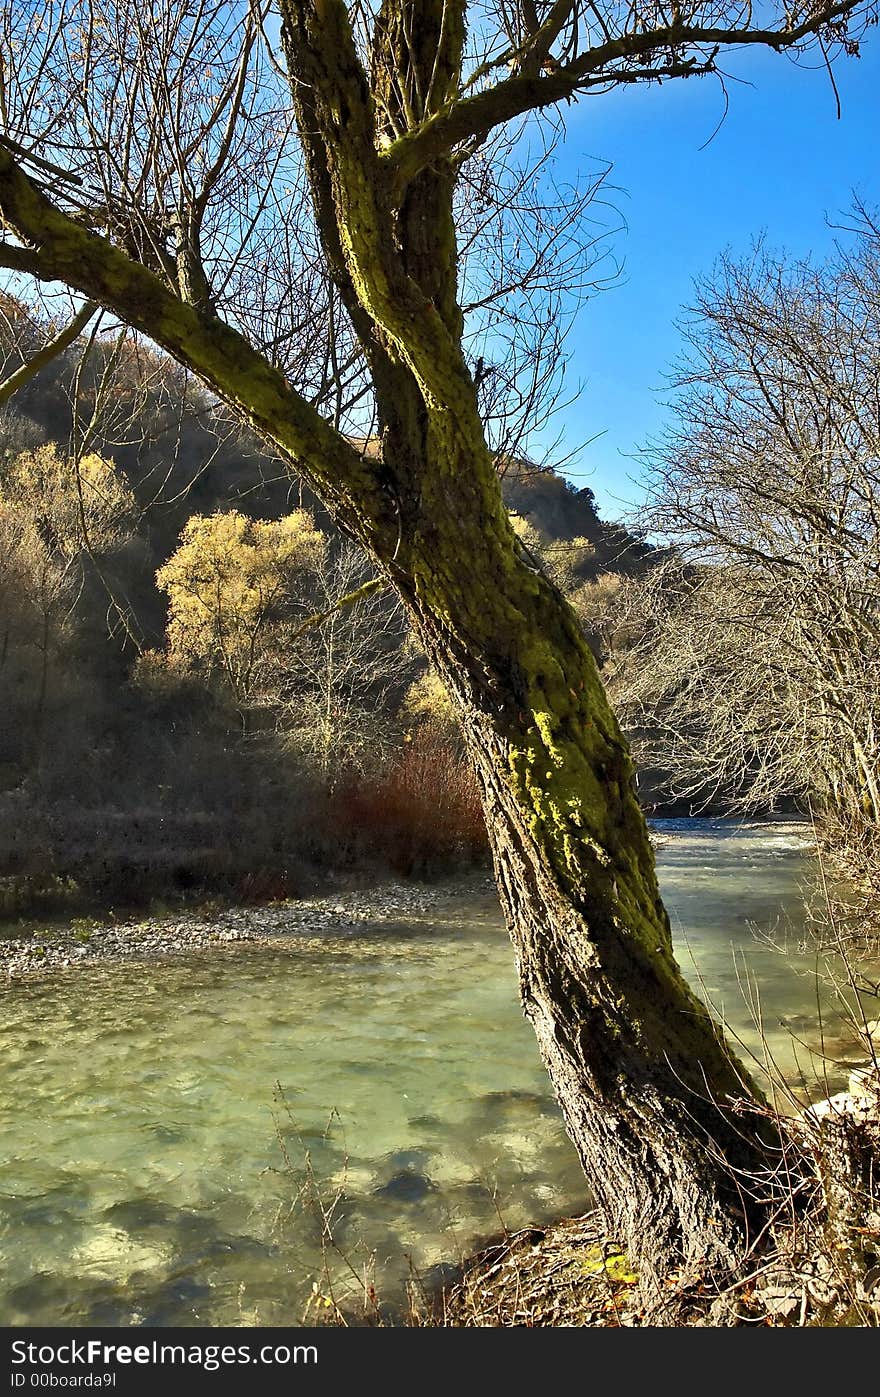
[1,442,135,556]
[155,508,326,701]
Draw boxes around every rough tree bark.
[1,0,864,1301]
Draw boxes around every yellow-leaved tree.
[3,442,134,557]
[155,509,325,719]
[0,443,135,747]
[509,513,595,596]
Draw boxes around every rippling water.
[0,819,865,1325]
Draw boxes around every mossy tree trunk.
[0,0,818,1299]
[277,0,779,1294]
[384,457,781,1293]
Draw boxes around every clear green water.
[0,820,861,1326]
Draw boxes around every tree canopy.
[157,508,324,707]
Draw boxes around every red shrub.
[333,727,488,876]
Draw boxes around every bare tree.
[624,225,880,851]
[0,0,872,1300]
[267,539,409,781]
[0,296,97,407]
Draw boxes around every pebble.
[0,875,496,980]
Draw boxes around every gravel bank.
[1,874,498,979]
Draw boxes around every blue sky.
[543,40,880,522]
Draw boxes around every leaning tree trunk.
[382,449,780,1299]
[276,0,784,1291]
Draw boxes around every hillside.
[0,307,652,917]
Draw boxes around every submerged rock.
[374,1169,437,1203]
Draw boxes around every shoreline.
[0,872,498,980]
[1,817,814,981]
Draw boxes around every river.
[0,819,867,1325]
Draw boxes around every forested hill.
[0,298,652,647]
[500,460,653,579]
[5,316,642,542]
[0,301,651,917]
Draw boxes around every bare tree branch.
[0,141,398,551]
[381,1,868,195]
[0,240,41,276]
[287,575,386,641]
[0,298,97,407]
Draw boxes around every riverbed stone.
[0,875,496,979]
[847,1065,880,1098]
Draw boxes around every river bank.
[433,1035,880,1329]
[1,815,816,981]
[0,873,497,979]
